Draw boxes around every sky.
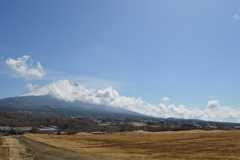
[0,0,240,122]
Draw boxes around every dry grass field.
[24,130,240,160]
[0,138,2,146]
[0,137,4,155]
[0,137,7,160]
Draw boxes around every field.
[0,137,2,146]
[22,130,240,160]
[0,137,7,160]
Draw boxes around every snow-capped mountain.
[18,80,103,105]
[19,80,84,102]
[20,80,80,97]
[0,80,148,117]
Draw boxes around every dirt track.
[17,137,94,160]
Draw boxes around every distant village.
[1,110,240,136]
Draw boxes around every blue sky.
[1,0,240,122]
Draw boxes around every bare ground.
[17,137,92,160]
[2,136,36,160]
[2,136,103,160]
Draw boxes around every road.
[15,136,96,160]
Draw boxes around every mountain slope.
[0,95,147,117]
[18,80,84,102]
[0,80,149,117]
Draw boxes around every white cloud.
[207,100,220,109]
[233,15,240,20]
[155,103,240,123]
[20,79,240,123]
[91,90,240,122]
[6,55,45,80]
[89,89,240,122]
[161,97,170,101]
[26,83,38,91]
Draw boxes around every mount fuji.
[0,80,148,117]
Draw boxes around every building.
[38,127,57,132]
[91,132,107,134]
[11,127,32,134]
[0,126,11,132]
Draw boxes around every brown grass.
[0,137,7,160]
[0,138,2,147]
[24,130,240,160]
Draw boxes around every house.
[0,126,11,132]
[11,127,32,134]
[91,132,107,134]
[38,127,57,132]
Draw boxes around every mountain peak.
[18,80,81,102]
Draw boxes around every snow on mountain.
[17,80,150,115]
[18,80,98,103]
[15,79,240,122]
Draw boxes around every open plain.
[13,130,240,160]
[0,137,6,160]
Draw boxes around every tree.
[57,130,61,135]
[29,127,38,133]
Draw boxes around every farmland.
[0,137,7,160]
[21,130,240,160]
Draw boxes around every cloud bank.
[21,80,240,123]
[91,88,240,122]
[92,89,240,122]
[6,55,45,80]
[82,87,240,122]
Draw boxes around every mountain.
[0,80,148,117]
[18,80,81,101]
